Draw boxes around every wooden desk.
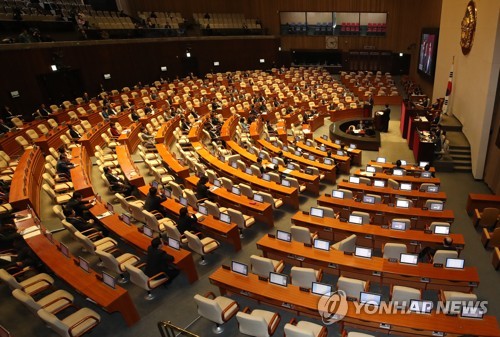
[78,121,109,156]
[16,214,140,326]
[0,119,48,156]
[329,107,368,122]
[110,112,133,128]
[155,144,190,180]
[413,131,435,163]
[258,139,337,184]
[209,268,498,337]
[90,202,198,283]
[353,169,441,186]
[367,160,436,173]
[115,145,145,187]
[184,176,274,227]
[79,110,104,126]
[314,136,362,166]
[33,125,68,155]
[294,141,351,174]
[337,181,447,208]
[70,146,94,198]
[257,235,473,291]
[117,122,141,153]
[193,143,300,209]
[466,194,500,215]
[317,195,454,229]
[290,211,465,252]
[8,148,44,215]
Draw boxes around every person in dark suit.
[418,237,456,262]
[64,192,94,220]
[180,117,190,132]
[382,104,391,132]
[103,167,136,197]
[130,108,140,122]
[196,176,212,201]
[0,119,11,134]
[37,104,51,117]
[144,187,167,216]
[145,237,179,280]
[68,124,82,141]
[177,206,198,234]
[63,208,107,235]
[56,156,75,177]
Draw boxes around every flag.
[442,58,454,115]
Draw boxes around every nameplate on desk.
[268,233,276,239]
[283,169,292,174]
[381,225,389,229]
[346,296,357,302]
[388,203,394,207]
[410,241,419,246]
[299,287,310,292]
[221,264,230,270]
[424,230,432,234]
[344,251,353,256]
[468,282,478,287]
[420,277,430,283]
[258,276,268,282]
[303,243,312,248]
[364,235,373,239]
[295,256,305,261]
[432,332,444,337]
[410,217,418,221]
[433,263,443,268]
[372,271,381,276]
[379,323,391,330]
[240,290,250,296]
[388,258,398,263]
[96,211,112,219]
[328,263,338,269]
[302,211,310,215]
[281,302,293,309]
[343,179,348,182]
[422,207,429,211]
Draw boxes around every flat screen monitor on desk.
[332,190,344,199]
[324,158,333,165]
[198,204,208,215]
[164,189,171,198]
[400,183,412,191]
[421,171,432,178]
[214,179,221,187]
[393,169,404,176]
[396,199,410,208]
[320,145,327,152]
[308,155,315,161]
[294,151,302,156]
[219,213,231,224]
[391,220,407,231]
[349,144,356,149]
[281,180,291,187]
[269,272,288,287]
[419,161,430,168]
[231,186,241,195]
[311,282,332,296]
[360,292,381,306]
[231,261,248,276]
[276,230,291,242]
[143,226,153,238]
[262,173,271,182]
[245,168,253,175]
[400,160,407,166]
[253,194,264,203]
[362,195,375,204]
[179,197,188,207]
[349,176,360,184]
[429,202,443,211]
[366,166,376,173]
[102,271,116,289]
[78,257,90,272]
[313,238,330,251]
[445,258,465,270]
[336,150,344,156]
[231,161,238,169]
[373,180,385,187]
[376,157,386,163]
[409,300,433,314]
[433,225,450,235]
[354,246,372,258]
[310,207,324,218]
[60,243,70,258]
[168,237,180,250]
[427,185,439,193]
[121,214,131,225]
[151,180,159,189]
[348,215,363,225]
[400,253,418,265]
[460,305,485,319]
[272,158,279,165]
[106,202,114,213]
[287,163,295,170]
[335,139,341,145]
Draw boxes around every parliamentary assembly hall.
[0,0,499,336]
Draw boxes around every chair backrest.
[388,178,399,189]
[331,234,357,253]
[428,222,450,232]
[184,189,199,209]
[290,266,318,289]
[337,276,366,300]
[37,308,71,337]
[352,211,370,224]
[391,218,410,230]
[0,269,21,291]
[15,136,29,148]
[365,194,382,204]
[74,231,95,253]
[126,264,150,291]
[11,118,23,127]
[383,243,407,260]
[238,183,253,199]
[95,250,120,274]
[337,188,353,199]
[424,199,442,209]
[284,323,316,337]
[185,231,204,255]
[47,119,58,128]
[168,181,183,199]
[479,208,500,227]
[42,184,56,201]
[316,206,335,218]
[193,294,223,324]
[250,255,276,278]
[42,173,55,187]
[220,177,233,190]
[12,288,41,315]
[26,130,39,140]
[236,311,269,336]
[359,177,371,185]
[115,193,131,211]
[391,285,421,309]
[142,210,160,231]
[290,225,313,244]
[433,250,458,264]
[165,222,183,241]
[53,205,65,220]
[206,170,217,183]
[204,200,220,218]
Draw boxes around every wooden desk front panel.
[110,112,133,128]
[79,110,104,126]
[117,122,141,153]
[466,193,500,215]
[0,120,48,156]
[155,144,190,180]
[353,169,441,186]
[70,147,94,198]
[115,145,145,187]
[78,121,109,156]
[34,125,68,155]
[314,136,363,166]
[295,141,351,174]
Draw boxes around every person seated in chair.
[145,237,179,281]
[56,155,75,177]
[144,186,168,217]
[103,167,136,197]
[64,192,94,220]
[177,206,198,234]
[196,176,213,201]
[418,237,456,263]
[109,124,121,138]
[63,208,108,236]
[68,124,82,141]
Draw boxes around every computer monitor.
[354,246,372,258]
[143,226,154,238]
[272,158,279,165]
[409,300,433,314]
[332,190,344,199]
[231,161,238,169]
[121,214,131,225]
[305,168,313,175]
[231,186,241,195]
[335,139,341,145]
[400,160,407,166]
[253,194,264,203]
[305,140,313,147]
[281,180,291,187]
[348,215,363,225]
[366,166,376,173]
[282,146,288,152]
[179,197,188,207]
[400,253,419,265]
[106,202,114,213]
[311,282,332,296]
[198,204,208,215]
[245,167,253,175]
[276,230,291,242]
[231,261,249,276]
[78,257,90,272]
[262,173,271,181]
[151,180,159,189]
[218,155,225,162]
[320,145,327,151]
[102,271,116,289]
[168,237,180,250]
[373,180,385,187]
[164,189,172,198]
[258,153,265,159]
[396,199,410,208]
[400,183,412,191]
[310,207,324,218]
[60,243,70,258]
[349,176,360,184]
[287,163,295,170]
[313,238,330,251]
[360,292,382,306]
[445,258,465,270]
[324,158,333,165]
[214,179,221,187]
[308,155,315,161]
[294,150,302,156]
[429,202,443,211]
[433,225,450,235]
[393,168,404,176]
[322,135,328,140]
[219,213,231,224]
[336,150,344,156]
[269,272,288,286]
[427,185,439,193]
[419,161,430,168]
[421,171,432,178]
[376,157,386,163]
[362,195,375,204]
[460,305,485,319]
[349,143,356,149]
[391,220,407,231]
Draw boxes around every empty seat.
[390,285,421,309]
[194,292,239,334]
[474,207,499,229]
[0,269,54,296]
[250,255,284,278]
[290,266,322,289]
[331,234,356,253]
[439,290,477,314]
[383,243,407,260]
[185,231,220,265]
[12,288,74,315]
[126,263,169,300]
[351,211,370,224]
[95,250,140,284]
[236,307,281,337]
[37,306,100,336]
[432,250,458,265]
[284,318,327,337]
[290,225,317,244]
[337,276,369,301]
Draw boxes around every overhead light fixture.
[10,91,20,98]
[399,53,403,57]
[278,46,282,51]
[259,59,265,63]
[160,66,167,71]
[186,52,191,58]
[213,61,220,66]
[104,74,111,79]
[51,65,57,71]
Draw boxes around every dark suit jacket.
[144,194,166,214]
[177,214,197,234]
[196,183,210,200]
[65,199,91,218]
[56,160,72,176]
[145,246,174,277]
[66,216,93,232]
[69,129,82,140]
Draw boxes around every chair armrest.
[151,210,163,219]
[267,312,281,335]
[204,291,216,299]
[124,195,138,201]
[318,326,328,337]
[316,268,323,282]
[364,280,370,292]
[135,262,146,269]
[288,317,297,325]
[85,232,103,241]
[274,260,284,272]
[148,272,168,287]
[241,306,251,314]
[69,315,100,336]
[21,278,53,291]
[202,239,220,253]
[474,209,481,226]
[438,289,445,302]
[119,255,140,268]
[41,296,73,313]
[481,228,491,248]
[220,300,239,322]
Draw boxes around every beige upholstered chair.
[0,269,54,296]
[331,234,357,253]
[95,250,140,284]
[337,276,369,301]
[12,288,74,315]
[439,290,477,314]
[258,192,283,209]
[126,263,169,300]
[227,208,255,237]
[164,222,188,245]
[250,255,284,278]
[11,117,23,128]
[428,222,450,233]
[15,136,33,150]
[185,231,220,265]
[390,285,421,309]
[284,318,328,337]
[382,243,407,260]
[25,129,39,142]
[432,250,458,265]
[42,184,72,205]
[37,306,100,337]
[351,211,371,224]
[236,307,281,337]
[142,210,174,233]
[290,267,322,289]
[290,225,318,245]
[424,199,443,209]
[74,231,117,255]
[474,207,499,229]
[42,173,73,193]
[194,292,239,334]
